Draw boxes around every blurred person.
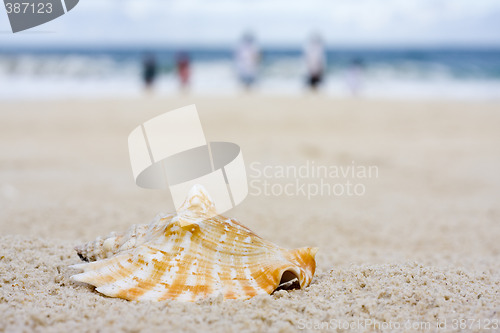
[346,58,365,96]
[235,33,260,90]
[176,51,190,92]
[142,53,158,92]
[304,34,326,91]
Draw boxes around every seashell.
[70,185,318,301]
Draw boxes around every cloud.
[1,0,500,46]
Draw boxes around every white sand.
[1,96,499,332]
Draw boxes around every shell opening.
[274,270,301,292]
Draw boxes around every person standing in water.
[176,51,190,92]
[346,58,365,96]
[304,34,326,91]
[142,53,158,92]
[235,33,260,91]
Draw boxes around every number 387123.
[5,2,53,14]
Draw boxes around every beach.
[1,96,499,332]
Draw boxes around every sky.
[1,0,500,48]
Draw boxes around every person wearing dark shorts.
[142,53,158,91]
[304,34,326,91]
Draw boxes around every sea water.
[1,47,499,100]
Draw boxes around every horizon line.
[2,42,500,51]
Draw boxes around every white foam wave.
[1,56,499,100]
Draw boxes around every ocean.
[1,47,499,100]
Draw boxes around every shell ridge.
[70,184,318,301]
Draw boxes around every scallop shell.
[70,185,318,301]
